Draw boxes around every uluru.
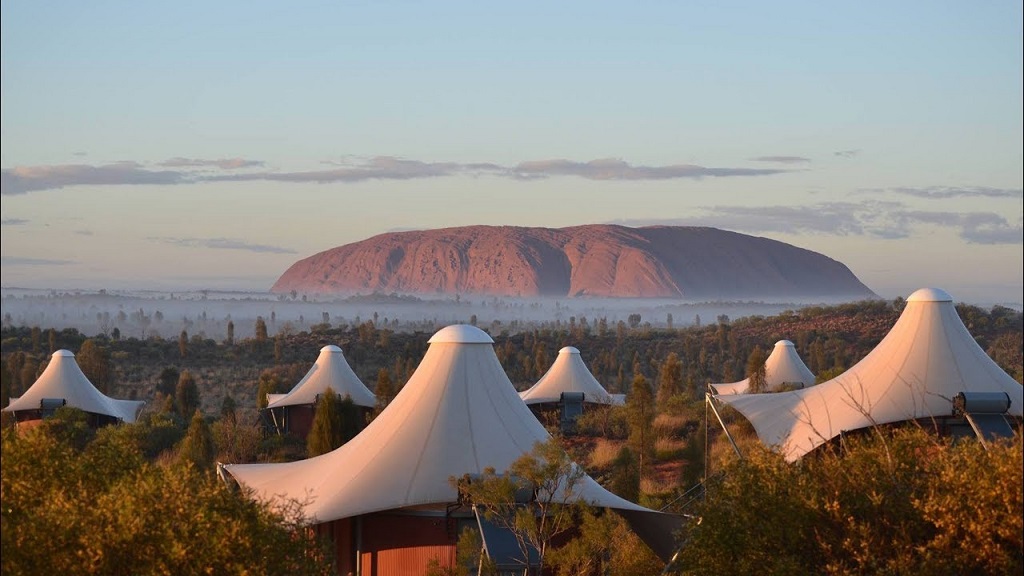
[271,225,876,300]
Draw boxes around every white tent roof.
[519,346,624,405]
[266,345,375,409]
[716,288,1024,461]
[710,340,816,395]
[225,325,679,560]
[2,349,144,423]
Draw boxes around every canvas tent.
[520,346,625,406]
[3,349,144,424]
[710,340,816,395]
[715,288,1023,461]
[225,325,681,571]
[263,345,375,437]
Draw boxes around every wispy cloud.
[148,236,297,254]
[749,156,811,164]
[613,201,1022,245]
[834,149,861,158]
[1,218,29,226]
[3,155,790,194]
[1,162,185,195]
[1,256,75,266]
[207,156,481,184]
[509,158,788,180]
[873,186,1023,200]
[159,157,265,169]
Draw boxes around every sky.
[1,0,1022,305]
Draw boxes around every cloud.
[75,230,94,236]
[149,236,297,254]
[0,256,75,266]
[876,186,1023,200]
[208,156,477,184]
[1,218,29,226]
[749,156,811,164]
[834,149,861,158]
[509,158,788,180]
[1,162,186,195]
[2,155,790,193]
[613,202,887,236]
[613,201,1022,245]
[160,157,265,169]
[898,210,1023,245]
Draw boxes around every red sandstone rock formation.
[272,225,875,300]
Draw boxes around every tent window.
[39,398,66,419]
[474,507,540,575]
[560,392,584,434]
[952,391,1014,446]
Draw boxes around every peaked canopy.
[3,349,144,423]
[716,288,1024,461]
[711,340,816,395]
[520,346,624,405]
[266,345,375,409]
[226,325,680,561]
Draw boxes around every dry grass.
[654,436,687,460]
[640,474,677,496]
[588,438,625,470]
[653,413,689,438]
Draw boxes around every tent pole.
[269,408,282,436]
[705,392,742,459]
[703,384,709,489]
[962,413,991,450]
[355,515,363,576]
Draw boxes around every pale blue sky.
[2,0,1021,304]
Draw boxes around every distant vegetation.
[2,299,1021,574]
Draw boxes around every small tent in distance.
[263,345,375,440]
[520,346,625,433]
[3,349,144,428]
[225,325,681,575]
[715,288,1023,461]
[710,340,816,395]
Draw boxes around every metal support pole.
[705,392,742,459]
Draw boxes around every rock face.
[272,225,876,300]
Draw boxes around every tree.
[0,359,12,413]
[256,369,288,410]
[656,352,683,409]
[534,345,549,378]
[306,389,360,457]
[48,328,57,354]
[746,345,768,393]
[453,438,587,572]
[674,429,1023,575]
[225,320,234,346]
[1,421,334,575]
[220,394,237,424]
[156,367,180,397]
[175,370,200,418]
[374,368,395,416]
[77,339,110,394]
[177,410,215,469]
[609,446,640,501]
[626,373,654,478]
[254,316,268,350]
